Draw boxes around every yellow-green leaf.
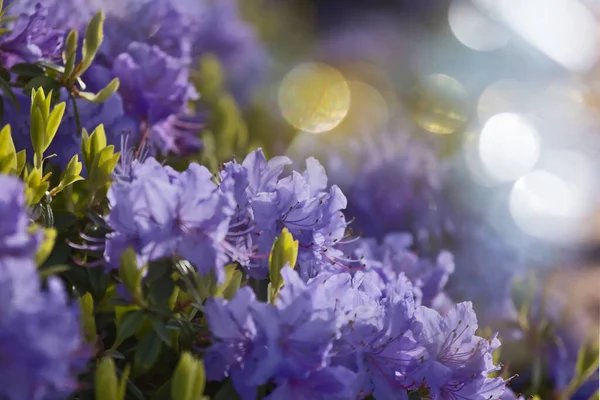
[15,150,26,176]
[30,107,45,164]
[78,78,120,103]
[78,292,97,343]
[44,101,66,150]
[0,124,17,174]
[95,357,119,400]
[35,227,56,266]
[77,10,105,77]
[62,30,78,79]
[268,227,298,303]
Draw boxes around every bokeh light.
[475,0,600,71]
[448,0,510,51]
[332,81,389,135]
[509,150,596,243]
[278,62,351,134]
[411,74,469,135]
[477,80,529,124]
[478,113,541,182]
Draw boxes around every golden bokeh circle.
[278,62,351,134]
[411,73,469,135]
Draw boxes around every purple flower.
[252,267,337,379]
[104,157,180,268]
[345,133,447,243]
[0,174,86,399]
[311,270,421,399]
[203,287,270,400]
[149,113,204,156]
[96,0,267,107]
[0,175,40,259]
[0,3,64,68]
[100,0,193,64]
[172,163,235,283]
[105,156,235,282]
[112,42,197,124]
[218,149,350,279]
[348,233,455,308]
[410,302,505,399]
[4,0,94,30]
[264,366,356,400]
[0,258,87,400]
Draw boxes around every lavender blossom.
[0,174,87,400]
[0,3,64,68]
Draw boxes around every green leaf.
[35,227,56,266]
[116,310,146,344]
[15,150,25,175]
[150,273,175,305]
[134,329,163,374]
[77,10,105,78]
[62,30,78,79]
[151,317,172,347]
[90,124,107,155]
[80,127,92,168]
[171,352,206,400]
[221,265,243,300]
[87,266,110,300]
[119,247,143,299]
[52,154,84,195]
[268,227,298,303]
[116,365,131,400]
[44,101,66,150]
[10,63,44,78]
[95,357,119,400]
[575,340,599,378]
[78,78,120,103]
[0,124,17,174]
[23,76,60,101]
[193,54,224,102]
[30,107,45,163]
[38,264,70,279]
[78,292,97,344]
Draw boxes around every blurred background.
[237,0,600,365]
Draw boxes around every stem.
[68,89,82,136]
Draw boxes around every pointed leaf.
[62,30,78,79]
[30,107,45,160]
[44,101,66,150]
[77,10,105,77]
[35,227,56,266]
[0,124,17,174]
[78,78,119,103]
[95,357,119,400]
[134,329,162,374]
[15,150,26,175]
[10,63,44,78]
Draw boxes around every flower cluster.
[103,148,350,282]
[0,3,64,68]
[0,175,85,400]
[104,153,235,282]
[3,0,266,166]
[219,149,350,279]
[204,266,507,399]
